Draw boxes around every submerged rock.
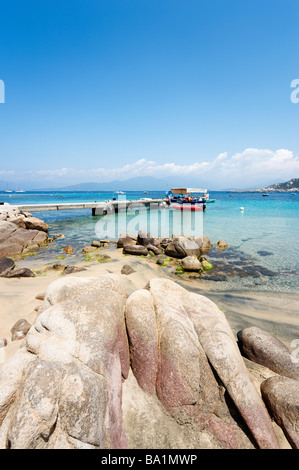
[91,240,102,248]
[200,257,214,271]
[82,246,98,254]
[63,245,73,254]
[217,240,229,250]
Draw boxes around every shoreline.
[1,246,298,360]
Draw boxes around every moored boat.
[166,188,214,211]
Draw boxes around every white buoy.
[240,207,244,211]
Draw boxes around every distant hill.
[50,176,213,192]
[265,178,299,191]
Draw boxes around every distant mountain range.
[0,176,298,192]
[0,176,214,192]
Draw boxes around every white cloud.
[3,148,299,188]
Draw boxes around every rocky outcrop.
[125,278,279,449]
[24,216,48,233]
[0,275,283,450]
[0,208,49,258]
[261,376,299,449]
[217,240,229,249]
[0,275,129,449]
[237,327,299,380]
[63,245,73,254]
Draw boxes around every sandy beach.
[1,246,298,363]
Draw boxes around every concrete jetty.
[9,198,168,216]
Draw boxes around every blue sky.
[0,0,299,189]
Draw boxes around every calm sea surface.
[1,190,298,294]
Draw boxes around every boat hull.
[172,203,203,212]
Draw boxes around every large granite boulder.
[165,236,201,259]
[117,237,136,248]
[0,275,129,449]
[193,236,212,253]
[0,275,282,450]
[136,230,154,247]
[180,255,202,271]
[122,245,148,256]
[24,216,48,232]
[0,216,49,257]
[261,376,299,449]
[125,278,279,449]
[237,327,299,380]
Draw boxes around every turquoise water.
[1,190,298,293]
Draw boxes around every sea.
[1,190,298,294]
